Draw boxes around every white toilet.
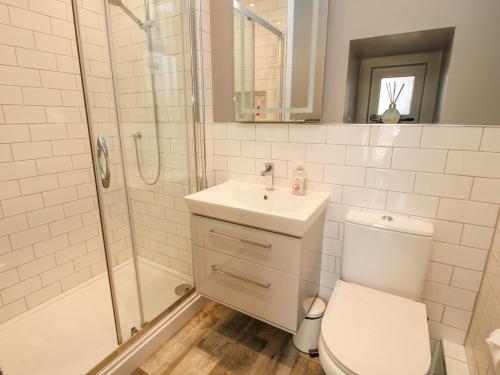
[319,209,434,375]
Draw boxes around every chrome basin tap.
[259,162,274,190]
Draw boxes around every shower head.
[108,0,144,28]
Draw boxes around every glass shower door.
[74,0,143,344]
[105,0,197,324]
[75,0,199,345]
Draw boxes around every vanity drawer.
[191,215,301,274]
[193,246,299,332]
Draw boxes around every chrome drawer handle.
[209,265,271,289]
[209,229,272,249]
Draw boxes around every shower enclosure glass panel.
[106,0,196,324]
[76,0,197,341]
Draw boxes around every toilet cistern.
[259,162,274,190]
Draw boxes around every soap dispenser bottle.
[292,164,307,195]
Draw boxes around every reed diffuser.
[382,81,405,124]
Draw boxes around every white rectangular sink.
[184,181,330,237]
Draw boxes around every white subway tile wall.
[208,123,500,344]
[0,0,108,324]
[464,217,500,375]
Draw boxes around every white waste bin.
[293,296,326,353]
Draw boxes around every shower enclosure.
[0,0,203,373]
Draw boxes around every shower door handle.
[97,136,111,188]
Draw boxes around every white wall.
[0,0,107,324]
[212,0,500,125]
[465,213,500,374]
[323,0,500,125]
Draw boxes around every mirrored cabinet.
[211,0,329,123]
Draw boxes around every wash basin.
[184,181,330,237]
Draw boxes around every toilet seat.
[320,280,431,375]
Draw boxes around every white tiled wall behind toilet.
[465,217,500,374]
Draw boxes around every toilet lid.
[321,280,431,375]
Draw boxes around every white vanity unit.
[185,181,330,333]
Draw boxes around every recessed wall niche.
[343,28,455,124]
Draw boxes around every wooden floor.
[134,302,325,375]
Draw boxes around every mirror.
[233,0,328,122]
[211,0,329,123]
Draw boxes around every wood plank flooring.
[135,302,324,375]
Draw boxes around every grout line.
[478,126,485,151]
